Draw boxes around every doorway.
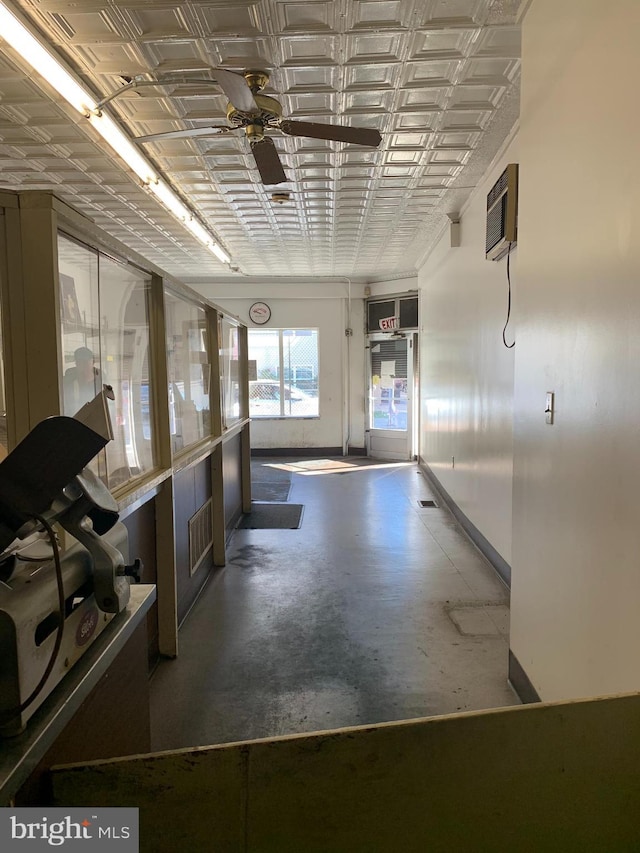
[366,333,416,460]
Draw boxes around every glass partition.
[220,316,241,428]
[165,291,211,453]
[0,279,7,461]
[58,233,156,489]
[58,237,100,415]
[98,254,155,487]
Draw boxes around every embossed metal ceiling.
[0,0,522,281]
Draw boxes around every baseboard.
[419,461,512,589]
[347,446,367,456]
[508,650,541,704]
[251,446,344,457]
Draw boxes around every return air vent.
[188,498,213,576]
[485,163,518,261]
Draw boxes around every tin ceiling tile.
[417,0,489,28]
[347,0,415,31]
[275,1,337,34]
[343,32,407,64]
[472,25,521,57]
[194,4,268,38]
[4,0,522,279]
[409,29,476,61]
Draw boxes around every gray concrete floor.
[150,458,518,751]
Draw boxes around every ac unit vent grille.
[486,195,508,254]
[487,169,509,209]
[188,498,213,577]
[485,163,518,261]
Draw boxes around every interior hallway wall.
[416,139,518,568]
[209,284,366,451]
[510,0,640,701]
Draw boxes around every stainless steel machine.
[0,394,141,736]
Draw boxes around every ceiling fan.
[114,69,383,185]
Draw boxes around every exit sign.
[379,316,399,331]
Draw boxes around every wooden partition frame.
[0,190,251,663]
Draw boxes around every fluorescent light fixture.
[88,112,157,184]
[148,180,191,222]
[148,181,231,264]
[0,3,95,115]
[210,243,231,264]
[185,218,212,245]
[185,219,231,263]
[0,0,232,266]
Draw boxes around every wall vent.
[188,498,213,577]
[485,163,518,261]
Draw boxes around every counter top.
[0,584,156,803]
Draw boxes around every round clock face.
[249,302,271,325]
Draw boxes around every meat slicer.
[0,392,141,736]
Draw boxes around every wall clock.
[249,302,271,325]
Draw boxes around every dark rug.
[251,481,291,502]
[236,502,304,530]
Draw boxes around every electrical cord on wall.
[502,241,515,349]
[0,515,65,726]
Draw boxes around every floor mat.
[236,502,304,529]
[251,481,291,502]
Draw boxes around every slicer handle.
[122,558,143,583]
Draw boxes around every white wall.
[509,0,640,701]
[208,282,366,451]
[417,140,518,567]
[368,275,418,300]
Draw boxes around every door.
[367,334,415,460]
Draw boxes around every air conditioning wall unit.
[485,163,519,261]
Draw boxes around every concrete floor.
[150,458,519,751]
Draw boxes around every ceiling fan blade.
[135,126,229,143]
[279,119,382,147]
[251,138,287,185]
[214,68,259,114]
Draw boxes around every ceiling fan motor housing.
[227,93,281,124]
[243,70,270,93]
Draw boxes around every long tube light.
[0,3,95,115]
[0,0,232,267]
[88,112,158,184]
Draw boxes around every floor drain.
[418,500,438,508]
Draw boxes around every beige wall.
[418,0,640,703]
[417,139,518,567]
[210,286,366,450]
[510,0,640,700]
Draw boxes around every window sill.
[250,416,320,421]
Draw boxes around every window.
[165,292,211,453]
[58,234,156,489]
[219,315,242,428]
[248,329,319,418]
